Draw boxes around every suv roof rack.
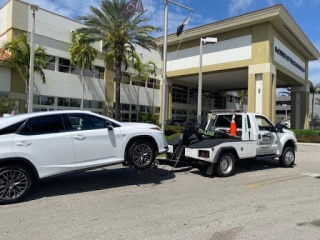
[210,109,247,113]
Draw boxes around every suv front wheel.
[0,166,32,205]
[128,139,156,170]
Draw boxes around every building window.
[70,98,81,107]
[122,72,131,84]
[121,104,130,111]
[71,66,81,75]
[147,79,154,88]
[154,107,160,114]
[58,97,70,107]
[95,66,105,79]
[33,95,40,105]
[83,65,95,77]
[154,80,160,90]
[173,84,188,104]
[121,113,130,122]
[140,105,146,112]
[40,96,54,106]
[189,87,198,104]
[132,105,138,111]
[0,92,9,98]
[46,55,55,71]
[131,113,138,122]
[59,58,71,73]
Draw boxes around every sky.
[0,0,319,85]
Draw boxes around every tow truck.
[164,110,297,177]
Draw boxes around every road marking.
[301,173,320,178]
[248,175,307,189]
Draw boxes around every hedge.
[164,125,182,136]
[291,129,320,143]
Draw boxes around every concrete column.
[247,73,256,112]
[218,91,226,109]
[159,80,171,124]
[104,62,115,117]
[168,85,172,120]
[248,64,277,122]
[291,86,309,129]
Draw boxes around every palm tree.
[76,0,160,121]
[69,31,98,110]
[128,51,157,81]
[237,90,248,109]
[127,51,157,119]
[0,34,47,112]
[309,80,320,128]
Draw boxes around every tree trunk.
[312,93,315,129]
[25,78,29,113]
[114,42,123,121]
[81,68,84,110]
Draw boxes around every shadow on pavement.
[188,158,289,177]
[235,158,284,174]
[26,167,175,202]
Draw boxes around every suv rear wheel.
[128,139,155,170]
[0,166,32,205]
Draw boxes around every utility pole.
[161,0,193,132]
[28,4,39,113]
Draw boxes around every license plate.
[168,145,173,153]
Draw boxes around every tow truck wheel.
[279,147,295,168]
[215,152,236,177]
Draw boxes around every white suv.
[0,110,168,204]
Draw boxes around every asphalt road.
[1,143,320,240]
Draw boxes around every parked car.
[0,110,168,204]
[166,119,186,126]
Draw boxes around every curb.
[297,142,320,146]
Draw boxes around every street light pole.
[28,4,39,113]
[160,0,193,132]
[161,0,168,132]
[197,37,218,125]
[197,39,203,125]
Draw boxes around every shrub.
[291,129,320,143]
[165,125,182,136]
[139,112,157,124]
[166,133,180,141]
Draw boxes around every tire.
[215,152,236,177]
[128,139,156,170]
[279,147,295,168]
[0,165,32,205]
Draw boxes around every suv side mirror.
[105,121,113,130]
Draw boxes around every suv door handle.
[15,141,32,147]
[74,135,86,140]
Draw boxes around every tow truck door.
[254,115,278,156]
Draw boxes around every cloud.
[229,0,254,17]
[21,0,101,19]
[309,60,320,84]
[141,0,215,37]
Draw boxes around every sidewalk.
[297,142,320,146]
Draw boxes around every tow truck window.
[215,115,243,128]
[255,116,273,131]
